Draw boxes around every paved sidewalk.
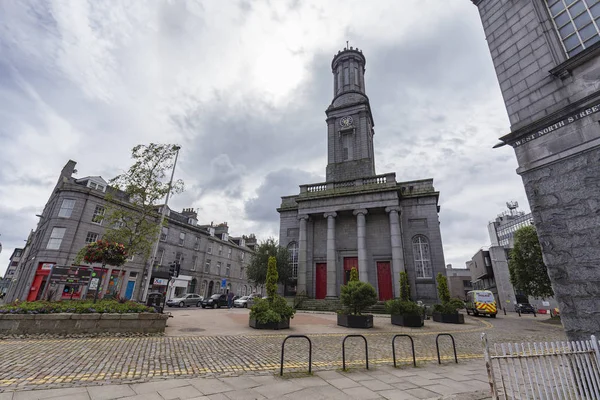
[0,360,493,400]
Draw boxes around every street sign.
[50,266,93,285]
[89,278,99,290]
[221,279,226,288]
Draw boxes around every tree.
[509,225,554,299]
[349,266,359,282]
[266,256,278,301]
[436,273,450,304]
[246,238,292,286]
[399,271,410,302]
[101,144,184,261]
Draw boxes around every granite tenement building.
[278,47,446,303]
[6,160,258,303]
[471,0,600,339]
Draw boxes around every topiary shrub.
[399,271,410,302]
[340,268,377,315]
[385,299,422,316]
[249,256,295,327]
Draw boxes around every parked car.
[515,303,536,314]
[201,294,228,309]
[166,293,203,308]
[234,296,250,308]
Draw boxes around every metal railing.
[280,335,312,376]
[436,333,458,364]
[342,334,369,371]
[482,333,600,400]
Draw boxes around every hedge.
[0,300,155,314]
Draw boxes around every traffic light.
[174,262,181,278]
[169,263,176,278]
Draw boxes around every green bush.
[385,299,422,316]
[340,280,378,315]
[0,299,155,314]
[433,298,464,315]
[249,295,295,324]
[436,273,450,303]
[399,271,410,302]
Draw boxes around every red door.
[315,263,327,299]
[343,257,359,284]
[377,262,393,301]
[27,274,45,302]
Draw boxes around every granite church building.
[278,47,446,303]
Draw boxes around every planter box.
[391,314,424,327]
[0,312,168,335]
[337,314,374,329]
[249,317,290,330]
[432,312,465,324]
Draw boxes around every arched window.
[287,241,298,278]
[189,278,197,294]
[412,235,432,279]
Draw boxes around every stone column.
[386,206,405,298]
[324,212,337,298]
[353,209,369,282]
[297,215,309,296]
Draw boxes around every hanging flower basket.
[80,240,128,267]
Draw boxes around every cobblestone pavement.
[0,312,565,392]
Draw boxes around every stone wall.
[522,146,600,340]
[0,313,169,335]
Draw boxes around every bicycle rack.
[280,335,312,376]
[392,334,416,368]
[435,333,458,364]
[342,334,369,371]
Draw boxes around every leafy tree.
[509,225,554,299]
[399,271,410,302]
[246,238,292,285]
[100,144,184,261]
[266,256,278,301]
[436,273,450,303]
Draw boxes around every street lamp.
[141,145,181,302]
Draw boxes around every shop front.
[168,275,192,300]
[27,262,54,301]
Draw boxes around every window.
[546,0,600,57]
[160,227,168,242]
[288,242,298,278]
[337,66,342,92]
[208,242,213,254]
[192,256,198,271]
[204,259,211,273]
[91,205,105,225]
[85,232,99,243]
[241,252,245,261]
[14,249,22,257]
[354,66,359,86]
[227,248,232,259]
[240,267,245,278]
[46,227,66,250]
[412,235,432,279]
[175,252,183,264]
[218,245,223,256]
[217,261,222,275]
[128,255,134,261]
[226,263,231,276]
[156,249,164,266]
[344,67,349,85]
[58,199,76,218]
[179,232,186,246]
[194,236,200,250]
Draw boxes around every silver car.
[233,296,250,308]
[166,293,203,308]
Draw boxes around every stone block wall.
[0,313,169,335]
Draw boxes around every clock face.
[340,116,353,127]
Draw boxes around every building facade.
[0,248,23,296]
[446,265,472,300]
[6,160,258,303]
[278,47,446,303]
[471,0,600,339]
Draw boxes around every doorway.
[343,257,358,284]
[376,261,393,301]
[315,263,327,299]
[208,281,214,296]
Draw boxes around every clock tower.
[325,46,376,182]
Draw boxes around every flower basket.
[80,240,128,266]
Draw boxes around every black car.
[515,303,536,314]
[201,294,228,309]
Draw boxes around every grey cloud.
[244,168,323,223]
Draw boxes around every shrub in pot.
[249,256,296,329]
[432,273,465,324]
[337,267,378,328]
[385,271,424,327]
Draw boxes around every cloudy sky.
[0,0,530,276]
